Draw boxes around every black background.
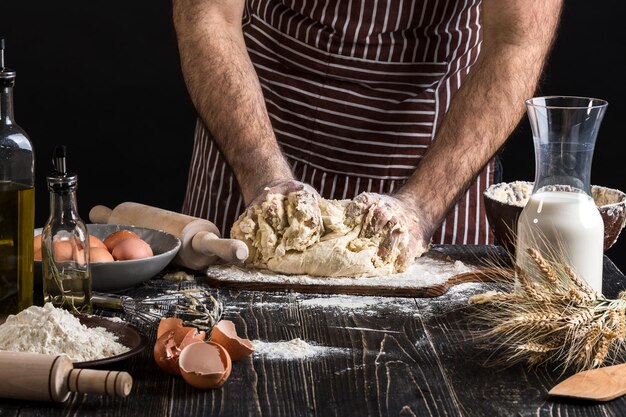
[1,2,625,271]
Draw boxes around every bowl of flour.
[484,181,626,254]
[0,303,147,367]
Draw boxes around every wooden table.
[3,245,626,416]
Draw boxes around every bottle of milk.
[516,96,608,293]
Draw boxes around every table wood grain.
[3,245,626,417]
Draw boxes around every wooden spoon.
[549,363,626,402]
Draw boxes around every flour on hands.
[231,190,428,277]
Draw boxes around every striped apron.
[182,0,495,245]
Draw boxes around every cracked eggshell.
[179,341,232,389]
[157,317,184,339]
[153,326,205,375]
[209,320,254,361]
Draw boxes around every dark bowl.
[484,182,626,254]
[35,224,181,292]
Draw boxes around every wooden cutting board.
[204,246,506,297]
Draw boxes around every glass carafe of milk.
[516,96,608,293]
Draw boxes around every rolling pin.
[89,202,248,270]
[0,351,132,402]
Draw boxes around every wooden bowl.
[484,182,626,254]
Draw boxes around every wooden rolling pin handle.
[89,205,113,224]
[67,368,133,398]
[191,231,249,263]
[0,352,132,402]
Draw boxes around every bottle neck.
[49,189,80,224]
[0,85,14,124]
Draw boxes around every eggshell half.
[153,330,180,375]
[153,324,206,375]
[209,320,254,361]
[157,317,184,339]
[103,230,141,252]
[179,342,232,389]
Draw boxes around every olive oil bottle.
[0,38,35,314]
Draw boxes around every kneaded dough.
[231,191,425,277]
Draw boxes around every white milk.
[516,190,604,292]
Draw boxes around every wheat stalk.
[469,246,626,372]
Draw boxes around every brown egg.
[34,234,42,253]
[153,326,205,375]
[179,342,232,389]
[111,238,153,261]
[209,320,254,361]
[90,247,115,263]
[53,241,74,262]
[103,230,141,252]
[89,235,107,249]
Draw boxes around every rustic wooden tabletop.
[3,245,626,417]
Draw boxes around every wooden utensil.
[0,351,132,402]
[89,202,248,270]
[548,363,626,402]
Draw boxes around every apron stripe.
[183,0,494,245]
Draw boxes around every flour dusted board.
[204,245,504,297]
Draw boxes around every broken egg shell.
[154,326,206,375]
[153,330,181,375]
[209,320,254,361]
[179,341,232,390]
[157,317,184,339]
[174,326,205,346]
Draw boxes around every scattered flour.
[206,255,475,291]
[252,338,348,360]
[104,316,126,323]
[299,295,416,314]
[0,303,129,362]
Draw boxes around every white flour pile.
[0,303,129,362]
[484,181,533,206]
[252,338,347,360]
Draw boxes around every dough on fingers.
[231,191,426,277]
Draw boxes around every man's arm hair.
[395,0,563,239]
[172,0,293,204]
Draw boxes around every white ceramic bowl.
[35,224,181,292]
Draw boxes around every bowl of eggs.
[483,181,626,255]
[34,224,181,292]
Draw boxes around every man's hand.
[346,192,430,271]
[245,180,324,251]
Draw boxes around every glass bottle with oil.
[0,38,35,315]
[41,146,92,314]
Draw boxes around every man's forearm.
[396,0,563,239]
[172,0,293,204]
